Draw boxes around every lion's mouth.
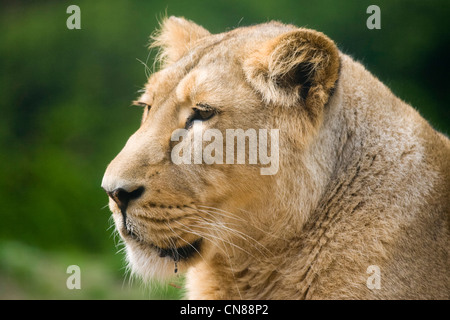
[151,238,202,261]
[125,227,202,261]
[115,202,204,262]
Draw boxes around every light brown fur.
[102,17,449,299]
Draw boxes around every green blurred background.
[0,0,449,299]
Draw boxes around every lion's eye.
[133,101,151,110]
[186,104,217,128]
[194,109,215,121]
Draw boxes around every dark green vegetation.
[1,0,448,299]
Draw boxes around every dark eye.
[194,108,215,121]
[186,104,217,128]
[133,101,151,110]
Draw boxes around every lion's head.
[101,17,339,282]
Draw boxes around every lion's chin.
[123,238,203,281]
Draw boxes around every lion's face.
[102,17,339,280]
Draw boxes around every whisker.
[201,205,285,240]
[194,223,268,265]
[238,208,286,240]
[171,220,241,260]
[198,205,247,222]
[196,210,273,258]
[182,218,262,262]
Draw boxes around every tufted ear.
[243,29,340,114]
[150,16,211,66]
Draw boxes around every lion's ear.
[244,29,340,112]
[151,16,211,66]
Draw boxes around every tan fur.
[102,17,449,299]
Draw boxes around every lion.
[102,17,449,299]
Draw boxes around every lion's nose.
[106,187,144,212]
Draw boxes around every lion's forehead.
[143,46,253,109]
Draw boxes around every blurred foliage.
[0,241,184,299]
[0,0,449,299]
